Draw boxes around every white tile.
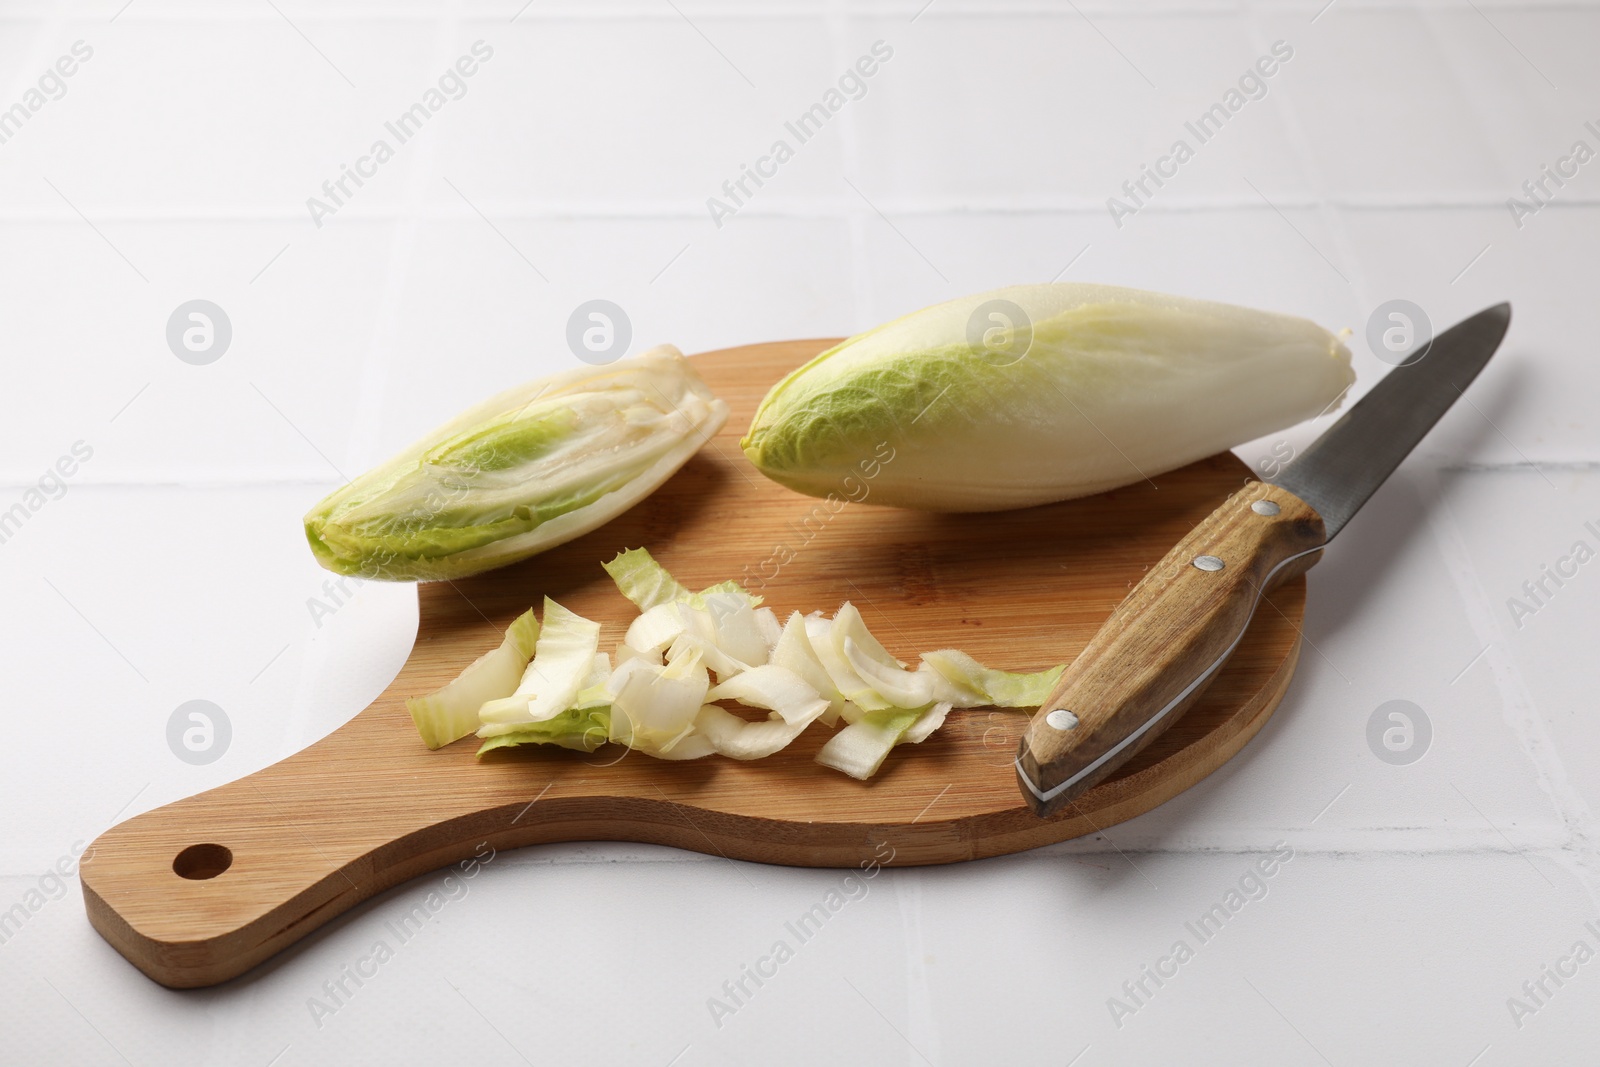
[850,12,1314,207]
[1433,467,1600,816]
[1,20,441,214]
[0,220,400,483]
[430,17,842,207]
[1252,7,1575,199]
[911,850,1594,1063]
[1338,206,1600,466]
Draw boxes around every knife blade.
[1015,302,1512,817]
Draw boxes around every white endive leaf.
[609,646,711,755]
[807,609,893,712]
[695,703,824,760]
[406,608,539,749]
[477,599,601,735]
[902,702,953,744]
[815,708,922,779]
[708,665,828,726]
[842,637,934,709]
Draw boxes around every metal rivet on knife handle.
[1251,499,1280,516]
[1045,709,1080,731]
[1192,555,1225,572]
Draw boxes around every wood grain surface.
[80,339,1307,988]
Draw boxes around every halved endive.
[304,346,728,580]
[741,283,1354,511]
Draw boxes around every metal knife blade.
[1270,302,1511,539]
[1016,302,1512,817]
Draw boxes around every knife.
[1015,302,1512,817]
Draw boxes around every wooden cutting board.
[81,339,1305,988]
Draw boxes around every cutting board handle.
[1016,481,1325,815]
[78,720,542,989]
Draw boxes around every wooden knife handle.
[1016,481,1325,816]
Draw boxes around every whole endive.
[305,345,727,581]
[741,283,1354,511]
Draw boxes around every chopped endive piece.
[475,706,611,756]
[605,547,694,611]
[604,547,762,612]
[915,663,986,708]
[667,628,753,681]
[920,649,1064,707]
[753,607,783,650]
[608,646,711,755]
[478,599,602,736]
[707,665,828,726]
[806,612,893,713]
[815,708,924,780]
[695,702,824,759]
[305,346,728,581]
[832,602,907,668]
[659,595,775,680]
[741,283,1353,511]
[770,612,831,687]
[771,611,847,724]
[700,593,771,669]
[572,652,612,708]
[623,602,687,658]
[902,702,953,744]
[842,636,934,708]
[405,608,539,749]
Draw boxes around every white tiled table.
[3,2,1597,1063]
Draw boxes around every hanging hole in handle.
[173,843,233,880]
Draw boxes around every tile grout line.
[12,194,1589,224]
[19,2,1597,22]
[1420,467,1600,907]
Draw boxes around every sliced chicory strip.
[902,701,953,744]
[623,602,686,660]
[608,646,711,755]
[707,664,828,726]
[695,702,825,760]
[605,547,694,611]
[604,547,763,612]
[815,707,924,779]
[920,649,1064,707]
[475,706,611,756]
[406,608,539,749]
[842,636,934,709]
[806,611,893,713]
[770,612,846,724]
[478,599,602,735]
